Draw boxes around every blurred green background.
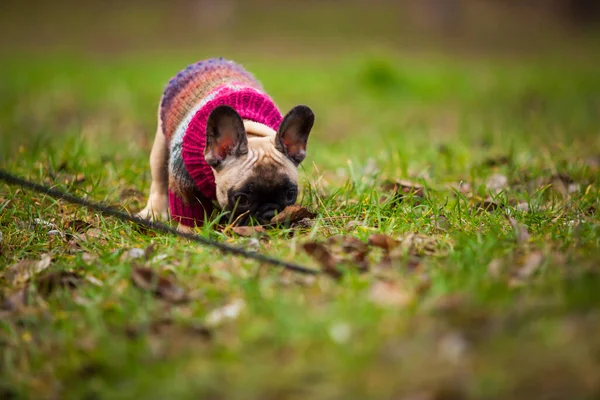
[1,2,600,399]
[1,0,599,169]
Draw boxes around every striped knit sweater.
[161,58,283,227]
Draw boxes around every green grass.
[1,49,600,399]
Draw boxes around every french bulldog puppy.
[138,58,314,231]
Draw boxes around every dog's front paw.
[137,196,169,221]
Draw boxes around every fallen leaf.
[438,331,468,364]
[345,220,365,229]
[205,299,245,327]
[369,281,413,307]
[2,288,29,311]
[120,187,144,200]
[121,244,155,262]
[482,155,510,167]
[270,205,316,226]
[122,248,146,261]
[549,173,579,195]
[485,173,508,194]
[584,155,600,170]
[34,271,82,297]
[294,217,314,229]
[512,251,544,284]
[302,242,342,279]
[508,217,530,244]
[2,254,52,285]
[327,235,369,254]
[143,243,156,259]
[368,234,399,251]
[147,318,213,341]
[430,293,468,314]
[432,214,450,230]
[65,219,93,233]
[487,258,504,278]
[85,228,104,239]
[2,270,82,311]
[54,172,85,185]
[84,275,103,287]
[231,225,266,237]
[81,252,96,264]
[131,267,187,303]
[472,196,502,212]
[395,232,439,257]
[450,181,472,195]
[382,180,425,203]
[515,202,530,212]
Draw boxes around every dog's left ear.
[275,105,314,165]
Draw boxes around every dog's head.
[204,105,314,224]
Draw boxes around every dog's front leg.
[138,122,170,221]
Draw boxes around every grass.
[1,48,600,399]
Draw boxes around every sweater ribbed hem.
[168,189,214,227]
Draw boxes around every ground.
[1,45,600,399]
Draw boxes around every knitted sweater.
[161,58,283,227]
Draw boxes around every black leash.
[0,170,319,275]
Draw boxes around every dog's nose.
[259,203,280,221]
[261,209,277,221]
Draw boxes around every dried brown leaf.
[487,258,504,278]
[327,235,369,254]
[34,271,82,297]
[120,187,144,200]
[2,288,29,311]
[131,267,187,303]
[231,225,267,237]
[369,281,413,307]
[143,243,156,259]
[294,217,314,229]
[396,233,439,257]
[485,173,508,194]
[511,251,544,285]
[205,299,245,327]
[302,242,342,279]
[326,236,370,271]
[2,254,52,285]
[482,155,510,167]
[65,219,93,233]
[382,180,425,204]
[472,196,502,212]
[508,217,530,244]
[368,234,399,251]
[2,270,82,311]
[85,228,104,239]
[270,205,316,225]
[450,181,472,195]
[54,172,86,185]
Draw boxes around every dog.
[138,58,314,231]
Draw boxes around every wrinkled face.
[204,104,314,224]
[224,165,298,223]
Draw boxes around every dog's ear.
[205,105,248,169]
[276,105,314,165]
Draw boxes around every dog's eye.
[234,193,250,207]
[285,188,297,203]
